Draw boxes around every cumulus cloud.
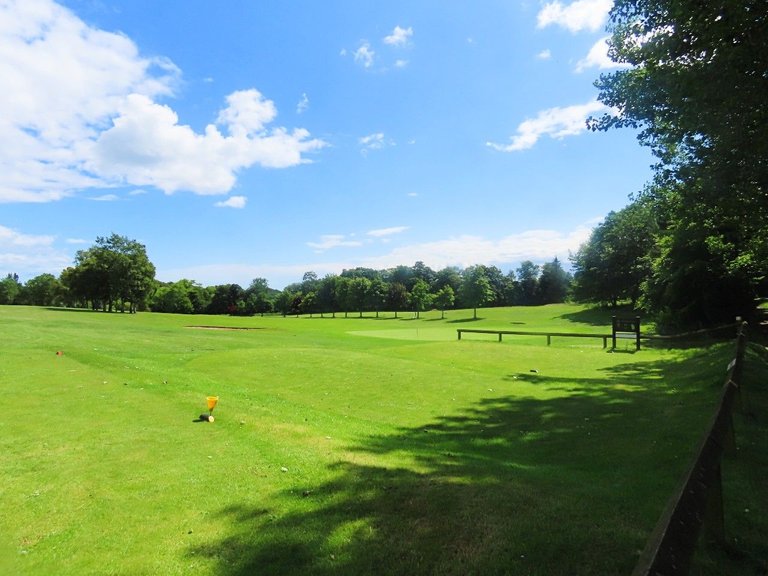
[383,25,413,47]
[0,0,325,203]
[354,42,375,68]
[486,99,608,152]
[88,91,325,194]
[215,196,247,209]
[537,49,552,60]
[537,0,612,33]
[575,36,631,72]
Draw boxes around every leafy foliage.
[587,0,768,326]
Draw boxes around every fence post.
[704,463,726,546]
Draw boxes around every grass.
[1,304,765,575]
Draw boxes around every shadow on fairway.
[558,306,639,327]
[186,347,731,576]
[446,317,485,323]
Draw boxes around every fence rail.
[456,328,612,347]
[631,322,748,576]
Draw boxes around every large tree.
[591,0,768,325]
[459,266,494,319]
[538,258,571,305]
[571,201,657,307]
[515,261,540,306]
[65,234,156,312]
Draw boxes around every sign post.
[612,315,641,350]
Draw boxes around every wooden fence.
[456,328,612,347]
[457,316,643,350]
[631,322,748,576]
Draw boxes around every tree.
[367,278,388,318]
[274,289,297,317]
[409,279,432,319]
[317,274,341,318]
[301,291,318,316]
[387,265,414,290]
[538,258,571,304]
[459,266,493,319]
[572,201,656,307]
[481,265,506,306]
[65,234,156,313]
[433,285,455,319]
[24,273,63,306]
[412,261,436,288]
[151,282,194,314]
[387,282,409,318]
[433,266,462,295]
[244,278,273,315]
[591,0,768,325]
[501,270,518,306]
[515,261,540,306]
[207,284,245,315]
[349,277,372,317]
[0,274,21,305]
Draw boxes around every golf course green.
[2,304,765,575]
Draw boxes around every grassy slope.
[0,305,763,575]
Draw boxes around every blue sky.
[1,0,653,289]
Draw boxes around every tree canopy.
[587,0,768,326]
[63,234,156,313]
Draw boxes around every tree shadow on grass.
[186,348,732,576]
[558,306,636,328]
[446,317,485,324]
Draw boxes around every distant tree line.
[0,242,573,317]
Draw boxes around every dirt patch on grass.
[186,325,264,331]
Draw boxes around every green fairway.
[1,305,765,575]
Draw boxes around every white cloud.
[367,226,409,238]
[87,91,326,194]
[0,224,70,279]
[537,0,612,33]
[306,234,364,252]
[383,25,413,47]
[575,36,630,72]
[356,226,593,272]
[158,224,596,290]
[394,59,409,68]
[537,49,552,60]
[214,195,247,209]
[90,194,120,202]
[216,89,277,135]
[486,99,607,152]
[359,132,395,155]
[0,0,325,203]
[354,42,375,68]
[296,93,309,114]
